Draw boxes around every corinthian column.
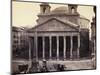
[77,34,80,59]
[70,36,73,59]
[64,36,66,60]
[49,36,52,60]
[57,36,59,60]
[42,36,45,60]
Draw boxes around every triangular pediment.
[31,18,79,32]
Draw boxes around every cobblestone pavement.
[12,59,95,73]
[45,59,94,70]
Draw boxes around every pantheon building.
[28,3,91,62]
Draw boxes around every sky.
[12,1,95,28]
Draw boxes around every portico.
[29,31,80,61]
[28,16,81,61]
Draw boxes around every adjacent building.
[91,6,96,56]
[91,6,96,68]
[12,26,29,59]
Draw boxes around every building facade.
[28,3,91,61]
[12,26,29,59]
[12,3,95,74]
[91,6,96,68]
[91,6,96,56]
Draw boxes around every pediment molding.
[29,18,79,32]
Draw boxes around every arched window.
[43,7,46,13]
[71,7,75,14]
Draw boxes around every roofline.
[29,17,79,31]
[38,12,80,17]
[79,16,90,22]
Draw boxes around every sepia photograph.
[12,0,96,74]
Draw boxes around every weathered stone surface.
[33,18,78,32]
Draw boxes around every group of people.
[17,61,66,74]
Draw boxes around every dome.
[52,6,68,13]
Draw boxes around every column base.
[42,58,45,61]
[70,59,73,61]
[49,58,52,61]
[70,56,73,59]
[70,56,73,60]
[64,58,66,61]
[77,56,80,60]
[57,58,59,61]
